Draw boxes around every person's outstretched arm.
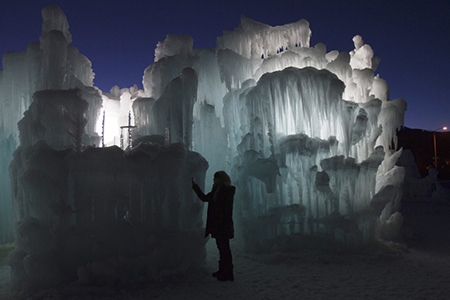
[192,178,213,202]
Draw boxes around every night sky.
[1,0,449,130]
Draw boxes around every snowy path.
[2,242,450,300]
[2,200,450,299]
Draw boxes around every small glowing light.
[443,126,448,130]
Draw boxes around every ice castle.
[0,5,407,287]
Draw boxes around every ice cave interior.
[1,4,443,289]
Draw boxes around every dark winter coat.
[192,183,235,239]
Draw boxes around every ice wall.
[136,67,198,147]
[1,7,409,289]
[9,141,208,288]
[8,84,208,288]
[1,6,210,290]
[138,15,407,251]
[0,130,15,243]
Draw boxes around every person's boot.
[217,263,234,281]
[212,261,224,278]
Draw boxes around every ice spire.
[40,5,72,44]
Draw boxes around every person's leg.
[216,238,232,264]
[212,238,222,277]
[215,238,233,281]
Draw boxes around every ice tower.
[140,16,407,250]
[0,6,407,288]
[0,5,98,244]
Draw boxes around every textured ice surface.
[100,13,407,251]
[0,4,430,289]
[137,17,407,251]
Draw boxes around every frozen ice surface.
[1,4,447,293]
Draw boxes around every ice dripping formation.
[0,5,407,286]
[141,16,407,249]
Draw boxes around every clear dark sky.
[1,0,449,130]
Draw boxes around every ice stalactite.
[0,129,15,243]
[0,6,97,244]
[217,16,312,60]
[0,5,412,289]
[136,16,407,252]
[144,67,198,147]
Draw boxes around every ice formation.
[0,5,411,288]
[140,16,407,251]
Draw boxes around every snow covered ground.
[1,199,450,300]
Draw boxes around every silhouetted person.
[191,171,235,281]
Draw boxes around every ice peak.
[217,16,311,59]
[239,15,270,32]
[154,34,194,62]
[349,35,376,70]
[41,5,72,44]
